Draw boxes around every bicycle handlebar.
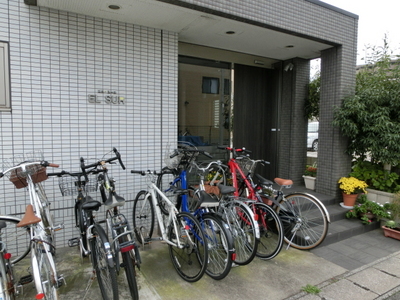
[217,146,252,158]
[169,148,213,159]
[80,148,126,179]
[131,170,161,176]
[190,160,224,173]
[47,169,104,178]
[0,161,59,179]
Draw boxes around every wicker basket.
[236,157,257,175]
[164,141,199,170]
[58,175,97,197]
[9,165,48,189]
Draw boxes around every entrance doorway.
[178,56,231,156]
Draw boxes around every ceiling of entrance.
[36,0,335,61]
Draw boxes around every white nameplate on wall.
[88,90,125,105]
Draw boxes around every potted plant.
[303,165,317,190]
[346,194,391,224]
[338,176,368,207]
[382,191,400,240]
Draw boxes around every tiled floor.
[311,228,400,271]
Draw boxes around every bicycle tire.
[121,250,138,299]
[199,212,234,280]
[168,212,208,282]
[156,167,180,215]
[31,241,59,300]
[132,190,155,244]
[249,202,284,260]
[0,216,30,264]
[220,200,258,266]
[76,201,90,258]
[278,193,329,250]
[90,225,119,300]
[115,222,139,300]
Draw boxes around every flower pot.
[342,193,358,208]
[303,175,316,190]
[382,226,400,240]
[366,188,395,205]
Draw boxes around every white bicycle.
[131,169,208,282]
[0,153,64,299]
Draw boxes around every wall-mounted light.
[254,60,265,66]
[284,63,294,72]
[108,4,121,10]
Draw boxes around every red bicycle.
[216,146,283,259]
[217,146,330,250]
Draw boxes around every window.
[202,77,219,94]
[0,41,10,111]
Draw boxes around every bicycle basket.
[58,175,97,197]
[164,141,199,169]
[2,151,47,189]
[236,156,257,175]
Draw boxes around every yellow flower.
[338,177,368,194]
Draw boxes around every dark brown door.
[233,64,279,179]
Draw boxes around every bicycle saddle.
[255,174,274,186]
[104,191,125,208]
[217,184,236,195]
[17,204,41,227]
[196,190,219,208]
[82,200,102,211]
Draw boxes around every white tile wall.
[0,0,178,248]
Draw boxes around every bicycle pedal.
[18,274,33,285]
[53,223,64,232]
[68,237,80,247]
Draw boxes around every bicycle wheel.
[200,212,234,280]
[221,200,258,266]
[90,225,119,300]
[249,202,283,260]
[168,212,208,282]
[0,216,30,264]
[116,224,139,300]
[132,190,154,244]
[156,167,180,215]
[31,241,59,300]
[121,250,138,300]
[278,193,329,250]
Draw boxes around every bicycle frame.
[150,181,185,247]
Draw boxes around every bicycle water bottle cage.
[104,191,125,208]
[195,190,219,208]
[217,184,236,195]
[82,200,102,211]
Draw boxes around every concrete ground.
[11,228,400,300]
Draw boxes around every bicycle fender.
[93,224,116,268]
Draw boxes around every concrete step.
[286,185,382,248]
[320,217,381,247]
